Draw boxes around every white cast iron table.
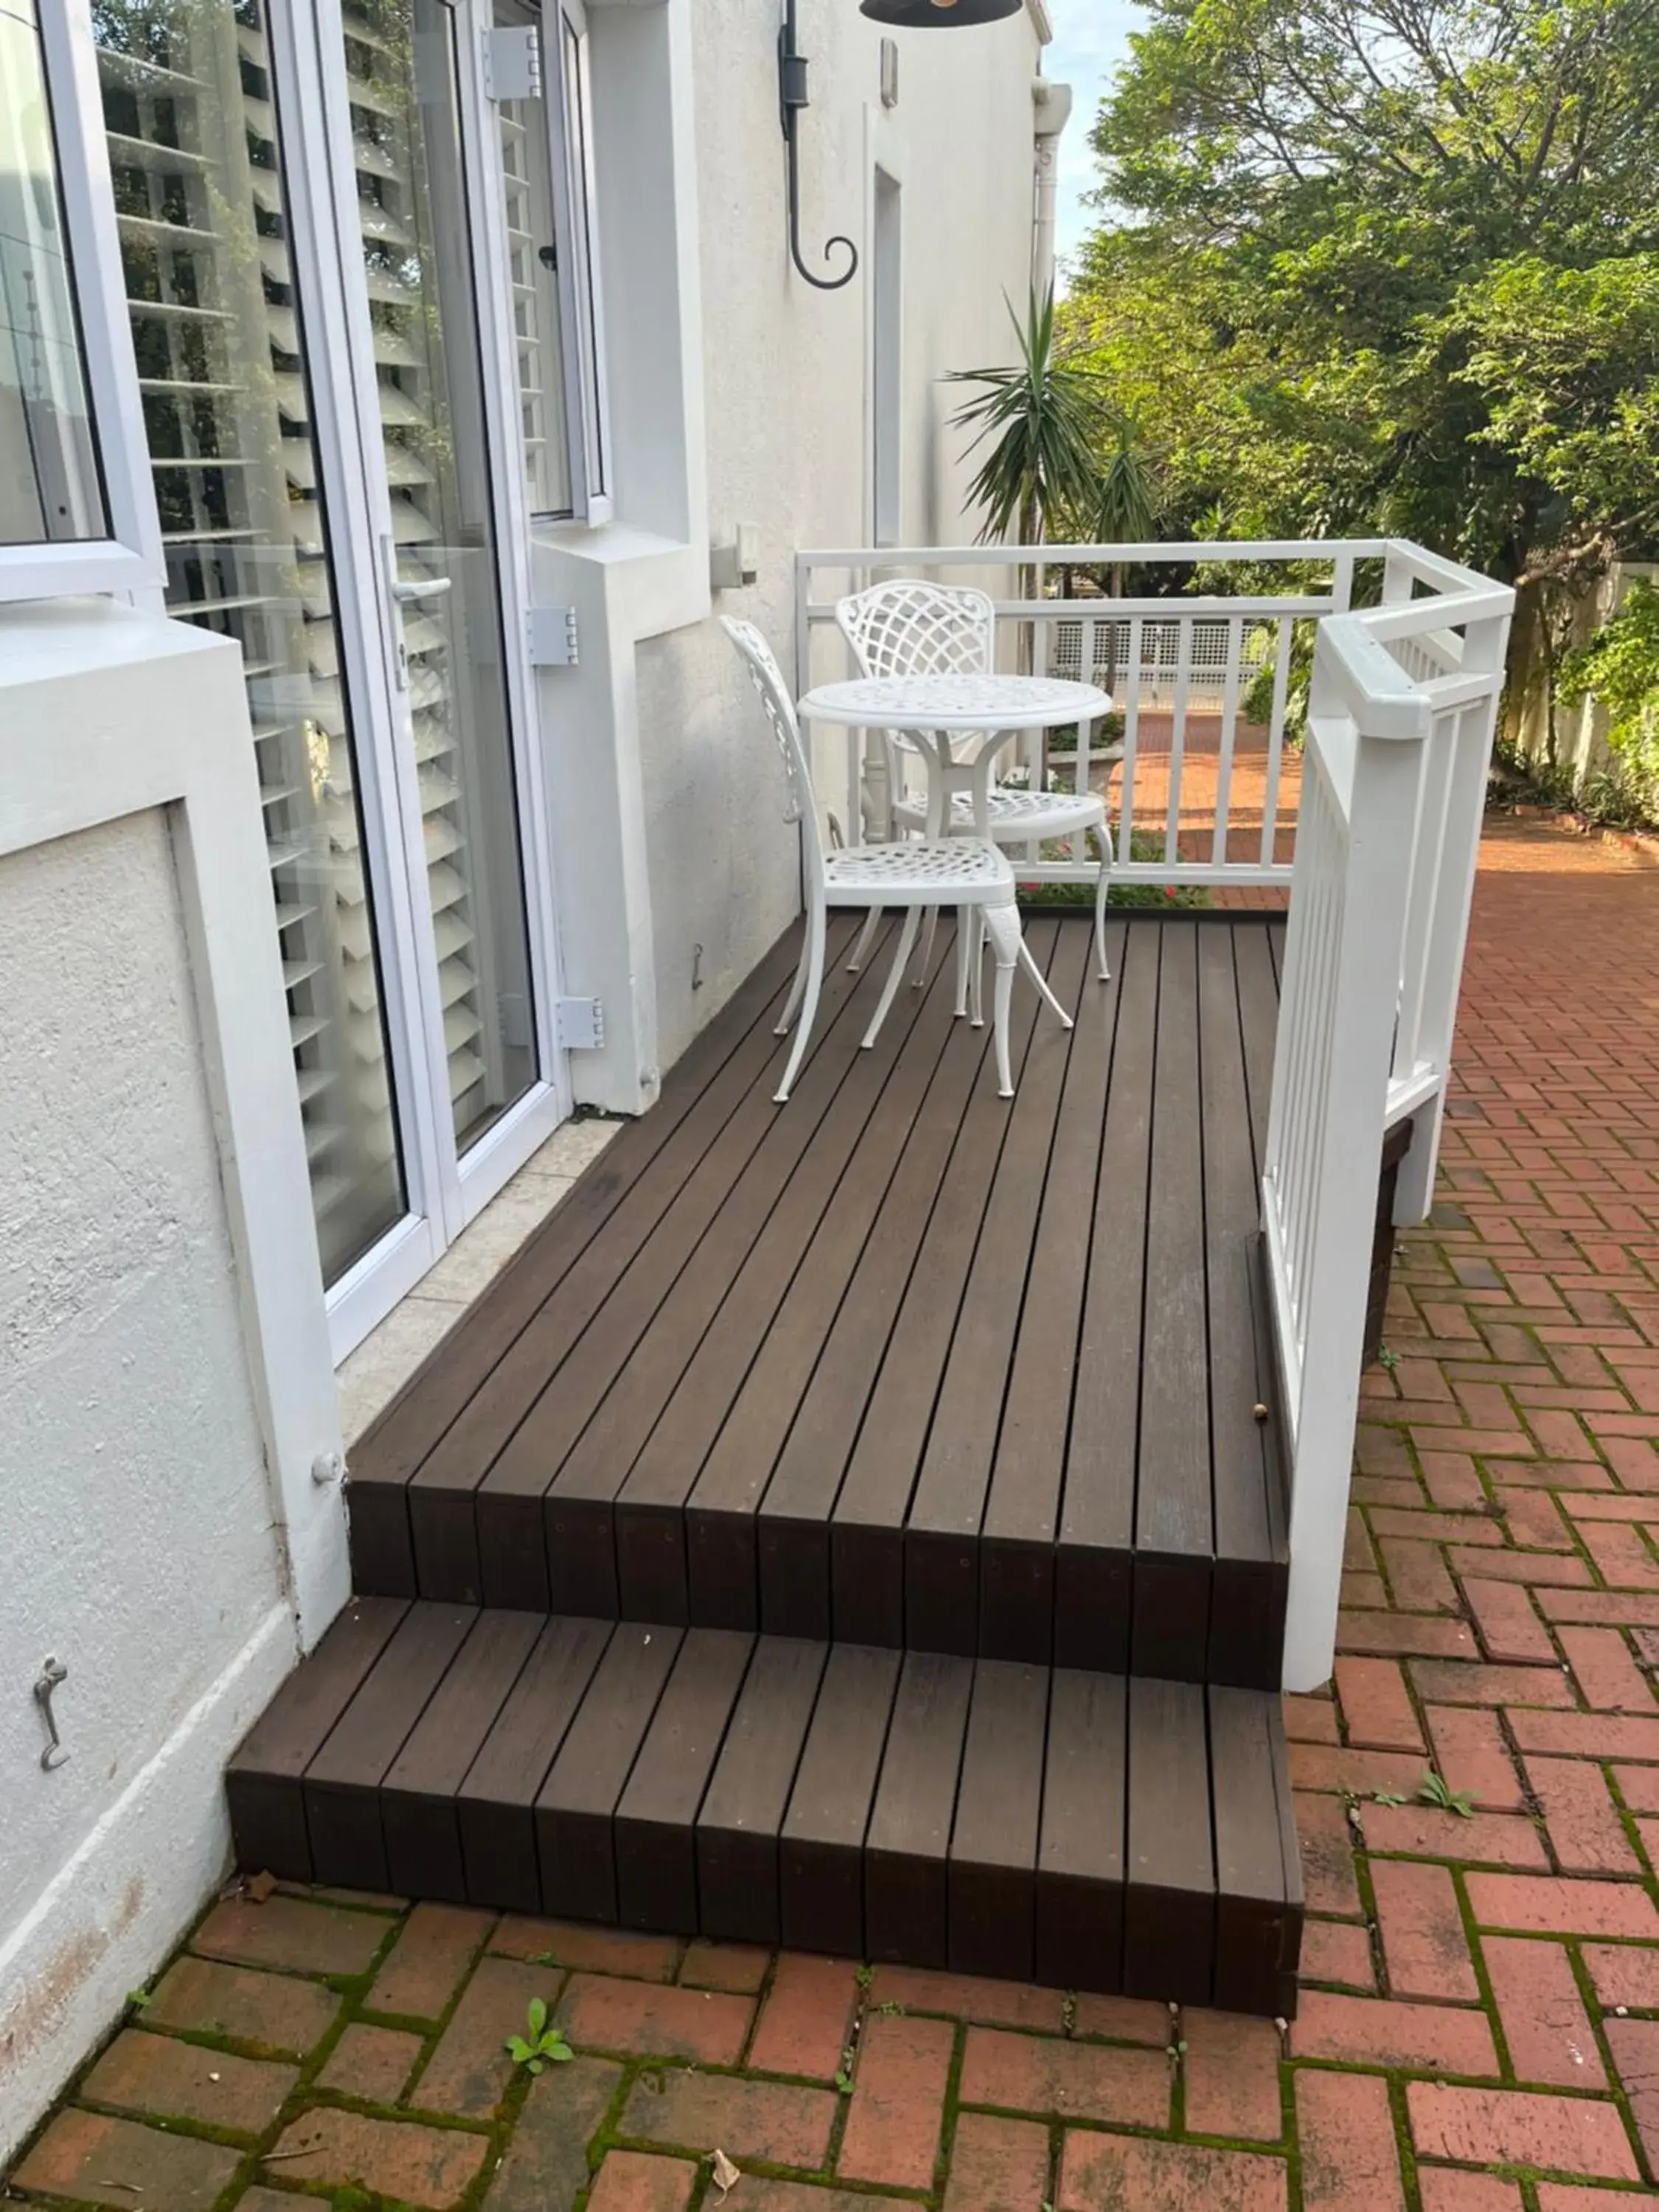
[796,671,1113,838]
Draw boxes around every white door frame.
[450,0,575,1217]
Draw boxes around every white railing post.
[1276,706,1427,1690]
[1392,608,1512,1223]
[1380,540,1415,605]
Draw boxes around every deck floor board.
[347,915,1288,1679]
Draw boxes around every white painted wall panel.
[0,810,284,1930]
[0,601,337,2160]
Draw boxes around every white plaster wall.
[0,804,293,2158]
[634,0,1043,1068]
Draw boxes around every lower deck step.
[226,1600,1303,2018]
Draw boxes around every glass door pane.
[493,0,570,520]
[1,0,108,544]
[338,0,538,1154]
[94,0,406,1285]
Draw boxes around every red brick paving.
[10,818,1659,2208]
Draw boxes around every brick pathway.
[10,815,1659,2212]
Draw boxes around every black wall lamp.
[779,0,858,289]
[860,0,1022,18]
[778,0,1021,290]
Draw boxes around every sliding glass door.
[90,0,567,1353]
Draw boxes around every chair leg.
[846,906,883,975]
[1093,844,1113,982]
[954,905,973,1018]
[1018,933,1074,1029]
[775,900,827,1103]
[775,930,812,1036]
[969,906,986,1029]
[914,905,938,988]
[863,908,920,1050]
[982,902,1022,1098]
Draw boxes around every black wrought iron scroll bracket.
[778,0,859,291]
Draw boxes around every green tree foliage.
[1064,0,1659,584]
[1558,577,1659,799]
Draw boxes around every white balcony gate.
[793,539,1513,1688]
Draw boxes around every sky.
[1043,0,1142,285]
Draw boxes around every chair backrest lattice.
[721,616,827,879]
[835,582,999,816]
[835,580,997,681]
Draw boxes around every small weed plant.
[1418,1769,1476,1818]
[1375,1771,1475,1817]
[505,1996,573,2075]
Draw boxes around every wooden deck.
[346,912,1289,1688]
[229,913,1304,2014]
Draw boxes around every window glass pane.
[494,0,568,517]
[94,0,408,1286]
[0,0,108,545]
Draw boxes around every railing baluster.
[1074,614,1100,866]
[1119,613,1141,870]
[1210,613,1244,869]
[1259,616,1292,869]
[1393,708,1450,1086]
[1164,616,1193,863]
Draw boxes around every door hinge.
[554,996,605,1051]
[527,605,580,668]
[482,24,541,101]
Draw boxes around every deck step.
[226,1601,1303,2018]
[342,914,1293,1692]
[347,1477,1288,1689]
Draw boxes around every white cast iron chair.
[835,580,1116,987]
[720,616,1071,1103]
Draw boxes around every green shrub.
[1554,578,1659,822]
[1018,827,1211,909]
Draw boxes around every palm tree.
[947,285,1103,546]
[1088,411,1160,692]
[1091,412,1158,588]
[948,288,1105,669]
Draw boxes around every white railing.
[795,539,1371,888]
[1262,547,1512,1688]
[795,535,1513,1693]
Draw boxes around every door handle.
[381,533,453,691]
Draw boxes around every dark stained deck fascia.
[228,1601,1303,2017]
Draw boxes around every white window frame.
[1,0,161,602]
[540,0,611,524]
